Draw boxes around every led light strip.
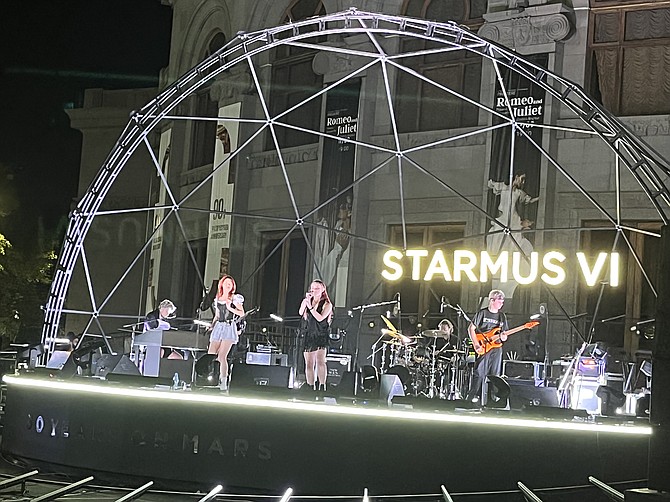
[3,375,652,435]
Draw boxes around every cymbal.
[380,315,398,332]
[381,328,413,345]
[421,329,450,339]
[382,339,403,346]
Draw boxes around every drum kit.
[374,319,473,399]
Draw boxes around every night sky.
[0,0,172,250]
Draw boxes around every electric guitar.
[473,321,539,355]
[234,306,258,333]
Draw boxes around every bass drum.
[408,369,427,396]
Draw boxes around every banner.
[314,80,361,307]
[486,53,548,300]
[204,102,241,287]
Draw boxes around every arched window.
[191,33,227,169]
[396,0,485,133]
[266,0,326,149]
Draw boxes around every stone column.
[478,0,572,55]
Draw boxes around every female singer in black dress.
[299,279,333,390]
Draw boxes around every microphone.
[440,296,446,314]
[393,292,401,317]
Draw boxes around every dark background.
[0,0,172,249]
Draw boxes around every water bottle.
[172,372,180,390]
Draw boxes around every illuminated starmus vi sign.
[381,250,620,287]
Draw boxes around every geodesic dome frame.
[41,8,670,357]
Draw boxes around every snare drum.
[412,345,432,363]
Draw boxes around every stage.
[0,372,652,499]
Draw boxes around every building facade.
[64,0,670,368]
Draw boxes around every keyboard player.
[144,299,183,358]
[143,299,177,332]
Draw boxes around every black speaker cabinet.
[507,379,559,410]
[93,354,141,379]
[229,363,292,391]
[157,359,193,382]
[326,354,352,387]
[334,370,360,398]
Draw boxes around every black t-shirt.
[144,309,161,330]
[472,308,508,334]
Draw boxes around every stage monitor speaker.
[596,385,626,416]
[391,395,475,411]
[334,370,360,398]
[194,353,219,387]
[379,374,404,403]
[229,363,292,391]
[94,354,141,379]
[105,373,173,387]
[45,350,78,377]
[486,375,511,409]
[507,379,559,410]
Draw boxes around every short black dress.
[303,300,330,352]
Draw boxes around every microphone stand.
[351,299,398,379]
[367,330,387,371]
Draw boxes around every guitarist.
[466,289,509,405]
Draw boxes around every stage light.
[200,484,223,501]
[530,303,547,320]
[368,320,375,329]
[361,365,379,392]
[279,488,293,502]
[1,376,654,435]
[270,313,283,322]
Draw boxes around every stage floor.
[1,373,652,500]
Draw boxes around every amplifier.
[246,351,288,366]
[326,354,352,386]
[503,360,544,382]
[230,363,293,390]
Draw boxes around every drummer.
[432,319,456,355]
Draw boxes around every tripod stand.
[445,302,473,400]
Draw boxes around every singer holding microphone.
[299,279,333,391]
